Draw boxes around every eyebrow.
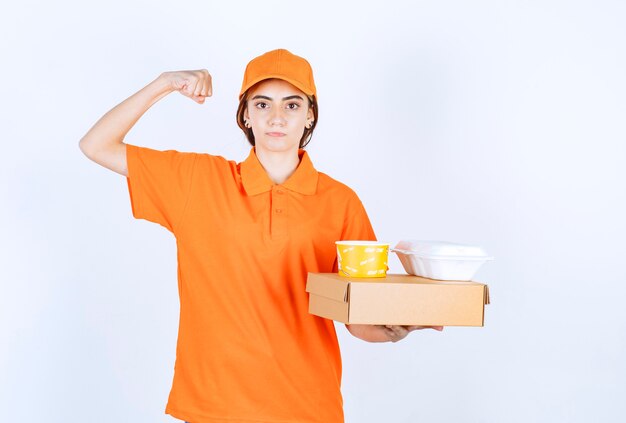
[251,94,305,101]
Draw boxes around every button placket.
[271,186,288,238]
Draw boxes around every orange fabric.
[239,49,316,99]
[126,144,376,423]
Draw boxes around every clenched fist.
[161,69,213,104]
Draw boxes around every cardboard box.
[306,273,490,326]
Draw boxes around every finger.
[192,76,203,98]
[206,72,213,97]
[383,326,398,340]
[201,69,211,97]
[199,75,207,97]
[383,325,395,334]
[392,325,409,333]
[182,81,195,97]
[386,325,408,341]
[182,75,197,97]
[176,74,192,94]
[193,90,206,103]
[193,70,208,97]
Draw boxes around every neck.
[255,148,301,184]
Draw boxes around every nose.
[269,108,287,126]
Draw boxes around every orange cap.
[239,49,316,99]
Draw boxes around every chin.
[257,139,299,153]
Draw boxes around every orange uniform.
[126,144,376,423]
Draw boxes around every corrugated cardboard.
[306,273,490,326]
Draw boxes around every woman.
[79,49,441,423]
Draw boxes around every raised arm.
[79,70,212,176]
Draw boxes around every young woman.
[79,49,441,423]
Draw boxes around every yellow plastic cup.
[336,241,389,278]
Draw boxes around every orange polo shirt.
[126,144,376,423]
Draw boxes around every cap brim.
[239,74,315,100]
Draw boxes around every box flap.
[484,284,490,305]
[306,273,350,302]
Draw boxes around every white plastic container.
[392,240,493,281]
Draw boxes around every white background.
[1,1,625,422]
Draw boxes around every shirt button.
[275,209,283,213]
[276,189,284,194]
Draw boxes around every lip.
[266,132,287,137]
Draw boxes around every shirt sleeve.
[333,196,377,272]
[126,144,197,233]
[340,197,376,242]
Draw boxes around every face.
[245,79,314,155]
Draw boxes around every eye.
[286,102,300,110]
[254,101,269,109]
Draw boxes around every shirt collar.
[240,148,319,196]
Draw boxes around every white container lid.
[393,240,493,260]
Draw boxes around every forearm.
[79,74,173,157]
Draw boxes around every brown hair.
[236,88,319,149]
